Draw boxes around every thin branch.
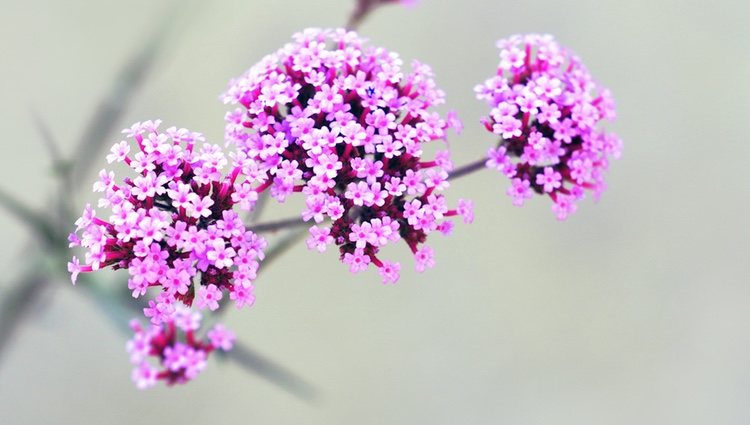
[0,272,50,365]
[249,216,309,233]
[346,0,374,30]
[347,0,407,30]
[213,227,308,320]
[263,228,309,267]
[30,109,64,164]
[222,341,317,401]
[0,186,58,245]
[31,110,76,224]
[69,3,185,187]
[447,157,488,181]
[248,190,270,224]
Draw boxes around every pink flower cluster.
[67,120,266,324]
[475,34,622,219]
[223,28,471,283]
[127,308,235,388]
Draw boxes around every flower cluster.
[223,28,471,283]
[67,120,266,324]
[127,308,235,389]
[475,34,622,219]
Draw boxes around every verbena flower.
[475,34,622,220]
[68,120,265,322]
[127,308,234,389]
[223,28,470,284]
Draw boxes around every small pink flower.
[189,195,215,219]
[343,249,370,273]
[306,226,334,252]
[414,246,435,273]
[196,284,223,311]
[456,199,474,224]
[378,261,400,284]
[132,362,158,390]
[67,257,83,284]
[507,178,533,207]
[206,241,236,269]
[229,284,256,308]
[207,324,236,351]
[536,167,562,193]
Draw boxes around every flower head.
[126,309,234,389]
[224,28,468,282]
[476,34,622,219]
[68,121,266,322]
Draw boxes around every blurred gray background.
[1,0,749,423]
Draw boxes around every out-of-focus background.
[1,0,749,423]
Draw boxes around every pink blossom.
[535,167,562,193]
[188,195,215,219]
[306,226,334,252]
[132,362,158,390]
[68,121,267,324]
[229,284,256,308]
[552,194,578,221]
[456,199,474,224]
[343,249,371,273]
[223,28,470,283]
[378,261,400,284]
[476,34,621,218]
[508,178,533,207]
[126,310,233,388]
[143,293,176,326]
[196,284,222,311]
[414,246,435,273]
[107,141,131,164]
[206,241,236,269]
[207,324,235,351]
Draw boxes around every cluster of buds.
[476,34,622,219]
[67,120,266,325]
[127,308,234,388]
[223,28,472,283]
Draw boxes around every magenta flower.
[476,34,622,219]
[223,28,469,282]
[126,308,234,389]
[68,121,266,322]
